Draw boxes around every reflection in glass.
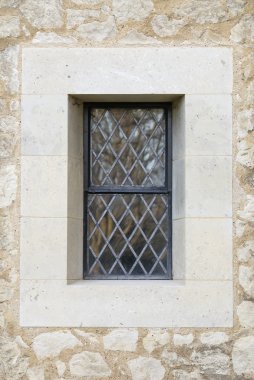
[90,108,166,187]
[87,194,169,278]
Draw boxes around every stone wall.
[0,0,253,379]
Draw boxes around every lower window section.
[84,193,171,279]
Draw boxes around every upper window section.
[90,107,166,188]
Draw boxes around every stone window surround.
[20,47,233,327]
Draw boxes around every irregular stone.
[76,16,116,41]
[237,301,254,327]
[0,215,14,250]
[74,330,99,345]
[237,109,254,139]
[143,329,170,353]
[71,0,101,4]
[161,350,190,367]
[55,360,66,377]
[238,196,254,222]
[20,0,63,29]
[0,0,20,7]
[0,45,19,94]
[173,333,193,346]
[27,366,44,380]
[200,332,229,346]
[227,0,247,17]
[0,336,29,380]
[15,336,29,349]
[69,351,111,377]
[237,139,254,168]
[128,356,165,380]
[152,15,186,37]
[112,0,153,23]
[232,336,254,376]
[239,265,254,297]
[246,81,254,105]
[230,14,254,43]
[0,116,18,157]
[66,9,100,29]
[174,0,228,24]
[120,30,162,45]
[172,369,203,380]
[238,241,254,262]
[32,331,82,359]
[0,280,13,302]
[103,328,138,352]
[32,32,77,44]
[0,16,20,38]
[235,219,246,238]
[0,165,17,208]
[191,349,230,376]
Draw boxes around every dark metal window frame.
[83,102,172,280]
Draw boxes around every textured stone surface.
[174,0,228,24]
[0,280,13,302]
[232,336,254,376]
[143,329,170,353]
[75,16,116,41]
[172,369,203,380]
[0,337,29,380]
[237,139,254,168]
[230,14,254,43]
[128,356,165,380]
[103,329,138,352]
[32,331,82,359]
[238,240,254,262]
[237,301,254,327]
[0,16,20,38]
[0,165,17,208]
[200,332,229,346]
[0,116,18,157]
[27,366,44,380]
[239,265,254,297]
[71,0,101,4]
[120,30,162,45]
[191,350,230,375]
[20,0,63,29]
[32,32,76,44]
[152,15,186,37]
[0,45,19,94]
[173,334,193,346]
[55,360,66,377]
[69,351,111,377]
[66,9,100,29]
[0,0,20,6]
[112,0,154,23]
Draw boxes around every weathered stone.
[246,81,254,105]
[32,331,82,359]
[20,0,63,29]
[239,265,254,297]
[237,301,254,327]
[237,139,254,168]
[74,330,99,345]
[0,116,18,157]
[76,16,116,41]
[66,9,100,29]
[0,165,17,208]
[227,0,247,17]
[230,14,254,43]
[143,329,170,353]
[128,356,165,380]
[152,15,186,37]
[103,328,138,352]
[172,369,203,380]
[200,332,229,346]
[0,336,29,380]
[69,351,111,377]
[191,350,230,376]
[15,336,29,349]
[238,240,254,262]
[27,366,44,380]
[0,16,20,38]
[232,336,254,376]
[0,45,19,94]
[71,0,101,4]
[120,30,162,45]
[0,280,13,302]
[237,109,254,139]
[161,350,190,367]
[55,360,66,377]
[32,32,77,44]
[173,333,193,346]
[0,215,14,250]
[174,0,228,24]
[0,0,20,7]
[112,0,154,23]
[238,196,254,222]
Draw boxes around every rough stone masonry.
[0,0,254,379]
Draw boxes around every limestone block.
[173,334,193,346]
[112,0,153,23]
[69,351,111,377]
[200,332,229,346]
[32,331,82,359]
[103,329,138,352]
[152,15,186,37]
[0,16,20,38]
[191,350,230,376]
[237,301,254,327]
[232,336,254,376]
[20,0,63,29]
[76,17,116,41]
[0,164,17,208]
[143,329,170,353]
[128,356,165,380]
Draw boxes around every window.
[83,104,172,279]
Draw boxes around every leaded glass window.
[83,104,172,279]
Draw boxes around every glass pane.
[90,108,166,187]
[86,194,169,278]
